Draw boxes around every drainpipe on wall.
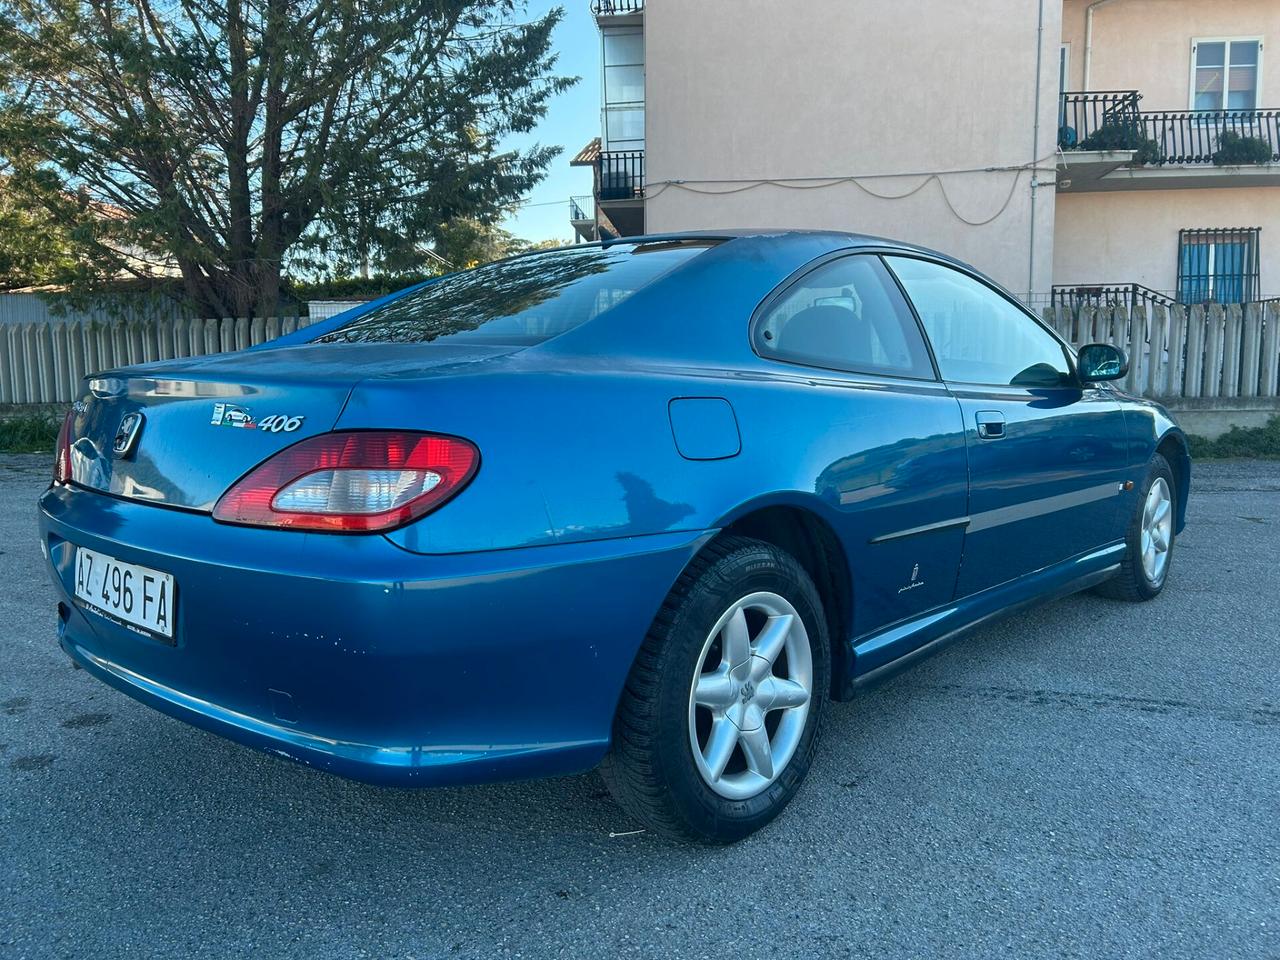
[1084,0,1123,90]
[1027,0,1047,302]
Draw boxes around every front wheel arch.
[1155,430,1191,533]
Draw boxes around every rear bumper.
[39,484,710,787]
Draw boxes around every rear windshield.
[314,240,716,346]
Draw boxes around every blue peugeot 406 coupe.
[39,231,1188,842]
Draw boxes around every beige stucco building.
[571,0,1280,309]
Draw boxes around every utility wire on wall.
[641,155,1060,229]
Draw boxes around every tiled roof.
[570,138,601,166]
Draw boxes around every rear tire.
[600,536,830,843]
[1095,453,1177,602]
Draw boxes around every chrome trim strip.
[869,516,971,544]
[966,482,1119,534]
[868,482,1119,544]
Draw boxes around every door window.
[885,256,1071,387]
[756,255,934,379]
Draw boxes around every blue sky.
[499,2,601,244]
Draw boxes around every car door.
[884,255,1130,598]
[752,253,969,642]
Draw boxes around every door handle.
[975,410,1006,440]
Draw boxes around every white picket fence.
[2,303,1280,405]
[1042,301,1280,399]
[0,315,318,404]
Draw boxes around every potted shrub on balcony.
[1212,131,1274,166]
[1079,123,1163,165]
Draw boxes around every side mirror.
[1077,343,1129,382]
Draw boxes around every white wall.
[1053,188,1280,296]
[643,0,1062,296]
[1061,0,1279,110]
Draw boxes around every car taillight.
[212,431,479,532]
[54,410,74,484]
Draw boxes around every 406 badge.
[210,402,304,433]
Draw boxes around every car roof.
[596,229,978,274]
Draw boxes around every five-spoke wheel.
[689,592,812,799]
[601,537,829,843]
[1140,475,1173,586]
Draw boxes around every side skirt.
[840,542,1125,698]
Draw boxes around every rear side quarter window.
[755,254,935,380]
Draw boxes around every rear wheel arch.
[712,503,854,700]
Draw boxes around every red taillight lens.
[212,431,480,532]
[54,410,74,484]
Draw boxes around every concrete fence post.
[1144,304,1166,397]
[1184,305,1205,398]
[1221,304,1243,398]
[67,324,87,399]
[1164,305,1187,398]
[200,318,217,355]
[1123,305,1144,393]
[0,324,13,404]
[1202,304,1225,398]
[22,324,40,402]
[1241,303,1262,397]
[51,323,70,402]
[1263,303,1280,397]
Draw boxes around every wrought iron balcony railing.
[590,0,643,15]
[1051,283,1180,313]
[597,150,645,201]
[569,196,594,221]
[1058,90,1143,149]
[1060,90,1280,165]
[1140,110,1280,165]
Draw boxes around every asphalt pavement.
[2,454,1278,959]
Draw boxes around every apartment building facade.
[570,0,1280,307]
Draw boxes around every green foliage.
[288,273,440,301]
[0,411,60,452]
[1212,132,1274,166]
[0,0,576,317]
[1078,123,1163,165]
[0,180,79,289]
[288,220,565,300]
[432,218,562,270]
[1187,416,1280,459]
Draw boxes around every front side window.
[316,241,713,346]
[885,256,1071,388]
[1177,227,1260,304]
[1192,39,1260,111]
[756,255,934,379]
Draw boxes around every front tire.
[600,536,830,843]
[1095,452,1177,602]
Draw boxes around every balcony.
[1057,91,1280,192]
[591,0,643,16]
[1058,90,1144,149]
[569,196,593,222]
[597,150,645,201]
[568,195,596,243]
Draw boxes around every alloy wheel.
[687,591,813,800]
[1140,476,1173,585]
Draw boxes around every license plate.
[73,547,176,640]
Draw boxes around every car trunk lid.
[67,342,519,511]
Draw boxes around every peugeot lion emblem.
[113,412,144,457]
